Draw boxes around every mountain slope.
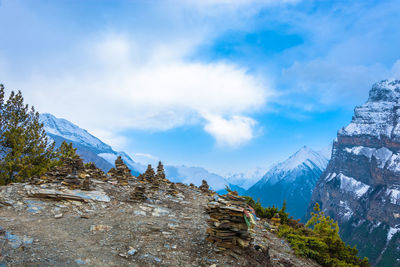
[247,146,328,219]
[39,113,228,190]
[308,80,400,266]
[40,113,142,176]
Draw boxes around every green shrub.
[278,203,370,267]
[243,195,289,223]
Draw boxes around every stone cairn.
[167,182,179,196]
[84,162,106,181]
[199,179,210,192]
[33,155,90,190]
[205,192,255,250]
[143,164,161,191]
[107,156,132,185]
[130,185,146,201]
[156,161,166,181]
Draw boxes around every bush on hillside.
[278,203,370,267]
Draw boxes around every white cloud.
[89,128,128,151]
[9,34,272,147]
[204,114,257,147]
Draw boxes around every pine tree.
[57,141,78,162]
[0,86,56,184]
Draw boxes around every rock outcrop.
[309,80,400,266]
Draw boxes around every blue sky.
[1,0,400,176]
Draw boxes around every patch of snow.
[373,147,393,168]
[386,188,400,205]
[325,172,337,182]
[343,146,393,169]
[338,173,370,198]
[339,200,353,220]
[40,113,111,151]
[387,225,400,242]
[262,146,328,185]
[344,146,375,159]
[387,153,400,173]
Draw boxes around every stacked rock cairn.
[107,156,132,185]
[205,192,256,250]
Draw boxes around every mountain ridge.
[39,113,229,191]
[247,146,328,220]
[309,79,400,266]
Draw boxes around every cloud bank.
[2,33,272,148]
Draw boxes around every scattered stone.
[54,213,63,219]
[90,225,112,232]
[127,247,137,255]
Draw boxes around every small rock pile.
[84,162,106,181]
[107,156,132,185]
[139,164,161,191]
[130,185,146,201]
[33,156,92,190]
[205,192,255,250]
[167,182,179,196]
[199,180,210,193]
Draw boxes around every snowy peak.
[339,79,400,139]
[39,113,112,152]
[270,146,328,175]
[247,145,327,219]
[225,167,266,190]
[368,79,400,102]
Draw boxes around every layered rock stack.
[199,180,210,193]
[156,161,167,182]
[32,155,85,188]
[107,156,132,185]
[141,164,161,191]
[143,164,156,182]
[130,185,146,201]
[205,192,255,250]
[167,182,179,196]
[84,162,106,181]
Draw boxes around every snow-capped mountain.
[225,167,267,190]
[165,165,228,191]
[40,113,142,175]
[309,80,400,266]
[39,113,228,190]
[247,146,328,219]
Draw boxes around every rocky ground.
[0,178,319,266]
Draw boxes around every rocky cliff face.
[309,80,400,266]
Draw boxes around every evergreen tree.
[56,141,78,162]
[0,86,56,184]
